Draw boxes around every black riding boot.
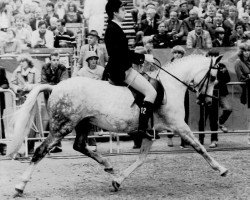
[138,101,154,140]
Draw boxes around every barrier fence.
[1,47,250,156]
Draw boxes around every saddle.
[109,72,165,109]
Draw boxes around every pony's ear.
[214,55,223,66]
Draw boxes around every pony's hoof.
[104,167,114,174]
[13,188,23,198]
[112,180,120,192]
[220,169,229,177]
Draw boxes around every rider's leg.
[124,68,157,139]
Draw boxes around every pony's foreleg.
[112,138,153,191]
[174,123,228,176]
[73,120,114,173]
[14,133,66,197]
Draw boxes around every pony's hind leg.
[73,120,114,173]
[112,138,154,191]
[14,120,74,197]
[174,123,228,176]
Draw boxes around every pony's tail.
[6,84,53,158]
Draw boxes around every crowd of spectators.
[131,0,250,48]
[0,0,83,53]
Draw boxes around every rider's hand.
[144,54,154,63]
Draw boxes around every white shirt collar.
[112,19,122,28]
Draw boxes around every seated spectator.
[74,30,108,76]
[140,1,161,22]
[241,12,250,31]
[183,9,206,38]
[187,0,199,13]
[11,54,41,155]
[13,14,32,49]
[54,19,76,48]
[186,19,212,49]
[212,27,230,47]
[30,7,43,31]
[43,2,59,27]
[22,3,33,24]
[229,21,248,46]
[31,20,54,48]
[0,66,9,155]
[152,22,171,48]
[204,4,217,27]
[164,11,185,46]
[178,0,189,20]
[47,17,58,32]
[0,28,22,54]
[224,5,239,36]
[198,0,208,18]
[63,2,82,23]
[55,0,66,19]
[135,7,160,46]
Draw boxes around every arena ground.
[0,134,249,200]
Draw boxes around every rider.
[104,0,157,139]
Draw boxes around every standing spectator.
[186,19,212,49]
[212,27,229,47]
[164,11,185,46]
[0,0,12,31]
[54,19,76,48]
[43,2,59,27]
[14,14,32,49]
[31,20,54,48]
[73,51,104,152]
[63,2,82,23]
[0,66,9,155]
[41,52,69,153]
[166,45,189,148]
[55,0,66,20]
[84,0,107,37]
[229,21,247,46]
[235,41,250,105]
[74,30,108,75]
[0,28,22,54]
[152,22,171,48]
[10,55,41,155]
[199,49,232,148]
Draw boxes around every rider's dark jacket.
[103,20,145,84]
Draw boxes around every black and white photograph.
[0,0,249,199]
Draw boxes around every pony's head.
[193,54,223,106]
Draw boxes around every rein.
[153,57,218,100]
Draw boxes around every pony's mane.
[163,54,206,69]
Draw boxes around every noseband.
[153,57,219,101]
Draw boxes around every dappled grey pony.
[7,54,228,197]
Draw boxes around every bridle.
[153,57,220,102]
